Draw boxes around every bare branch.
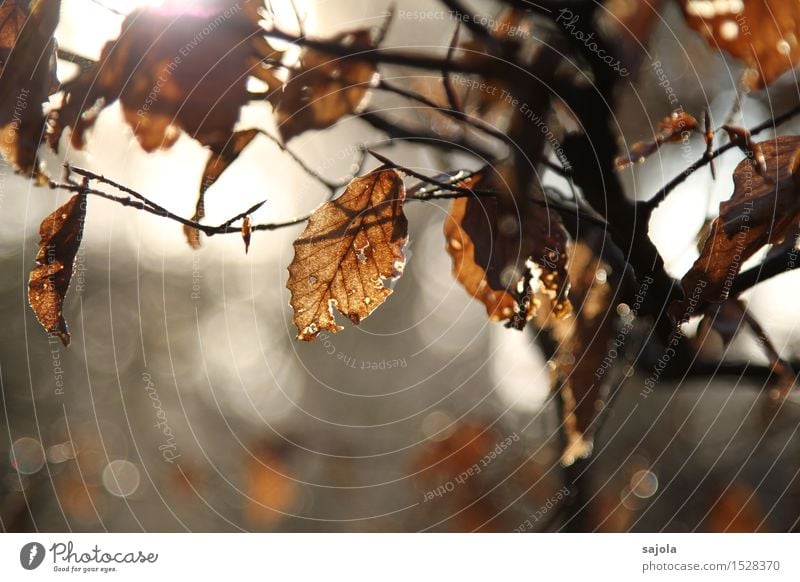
[731,245,800,296]
[644,103,800,213]
[443,24,463,113]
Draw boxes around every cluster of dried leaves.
[2,0,800,471]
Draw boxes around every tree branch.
[443,24,463,113]
[262,26,513,76]
[48,163,516,242]
[731,245,800,296]
[644,102,800,213]
[376,79,512,146]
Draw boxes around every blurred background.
[1,0,800,532]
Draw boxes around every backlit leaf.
[675,135,800,317]
[443,164,571,327]
[679,0,800,89]
[0,0,60,179]
[184,128,260,248]
[50,3,280,153]
[286,167,407,341]
[28,194,87,347]
[244,441,297,528]
[242,216,252,254]
[274,29,377,143]
[537,242,617,465]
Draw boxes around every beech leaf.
[696,299,795,396]
[679,0,800,89]
[443,164,571,327]
[274,29,377,143]
[0,0,60,179]
[49,3,280,153]
[674,135,800,317]
[242,216,252,254]
[536,242,617,465]
[28,194,87,347]
[286,167,407,341]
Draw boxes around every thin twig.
[219,200,268,229]
[55,49,96,72]
[87,0,125,16]
[359,109,497,161]
[377,80,511,144]
[443,24,463,113]
[48,162,500,241]
[67,166,170,214]
[255,130,345,190]
[369,150,600,223]
[644,103,800,213]
[371,86,572,179]
[262,26,514,76]
[441,0,506,46]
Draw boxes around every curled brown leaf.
[538,242,617,465]
[274,29,377,143]
[184,129,260,248]
[443,164,571,327]
[679,0,800,90]
[0,0,60,179]
[50,4,280,153]
[674,135,800,319]
[28,194,87,347]
[242,216,252,254]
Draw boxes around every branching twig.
[262,26,521,77]
[644,103,800,213]
[255,130,349,191]
[377,79,511,145]
[358,109,497,161]
[368,150,600,224]
[47,161,514,242]
[441,0,493,40]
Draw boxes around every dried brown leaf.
[674,135,800,317]
[242,216,252,254]
[286,168,407,341]
[184,128,260,248]
[0,0,60,179]
[697,298,747,348]
[244,442,296,528]
[274,29,377,143]
[679,0,800,89]
[443,164,571,327]
[695,289,794,397]
[28,194,87,346]
[540,242,617,465]
[50,4,280,153]
[705,483,768,532]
